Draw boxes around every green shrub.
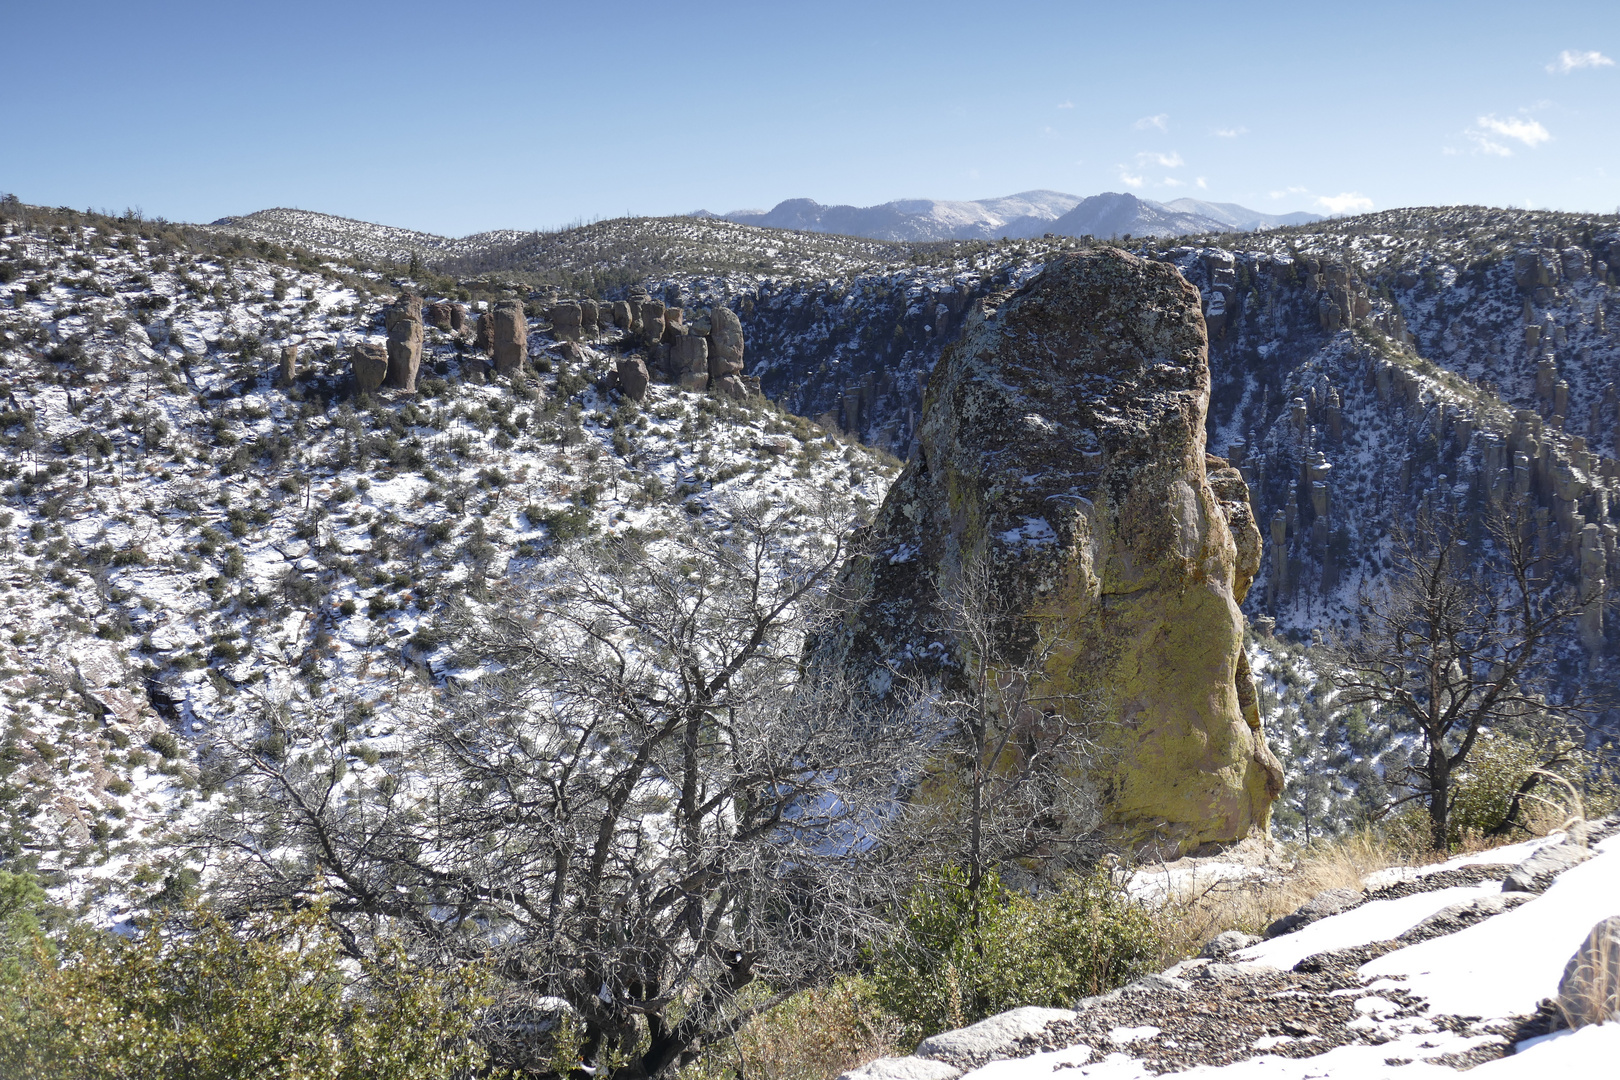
[869,867,1159,1043]
[0,903,491,1080]
[541,505,594,544]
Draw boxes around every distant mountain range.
[717,190,1319,242]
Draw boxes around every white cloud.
[1315,192,1373,215]
[1134,113,1168,131]
[1213,126,1248,138]
[1162,177,1185,188]
[1057,100,1075,109]
[1547,49,1614,74]
[1477,114,1551,146]
[1196,176,1208,189]
[1135,150,1184,167]
[1268,185,1308,200]
[1464,113,1551,155]
[1118,169,1146,188]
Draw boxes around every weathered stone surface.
[385,296,423,391]
[550,301,582,341]
[612,300,633,331]
[814,249,1282,855]
[1504,841,1593,893]
[579,299,598,331]
[425,301,456,329]
[836,1058,961,1080]
[672,335,708,381]
[1559,915,1620,1028]
[474,311,495,354]
[710,305,745,373]
[715,374,749,400]
[277,344,297,388]
[492,300,528,376]
[616,357,649,401]
[350,342,388,394]
[638,300,666,347]
[448,302,466,332]
[916,1006,1074,1067]
[1199,930,1262,959]
[1265,887,1362,938]
[663,306,686,343]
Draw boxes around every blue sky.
[2,0,1616,236]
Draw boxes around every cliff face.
[819,249,1281,857]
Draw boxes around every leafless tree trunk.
[899,558,1105,920]
[195,493,939,1079]
[1329,501,1606,850]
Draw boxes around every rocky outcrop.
[385,293,423,391]
[638,300,666,347]
[474,310,495,354]
[816,249,1280,856]
[616,357,649,401]
[550,301,582,342]
[277,344,298,388]
[611,300,633,332]
[672,335,709,392]
[350,342,388,394]
[492,300,527,376]
[425,301,463,330]
[711,305,745,373]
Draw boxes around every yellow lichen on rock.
[816,248,1282,858]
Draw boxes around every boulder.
[579,299,598,332]
[613,300,634,332]
[672,335,708,390]
[277,345,297,388]
[638,300,666,347]
[1503,840,1593,893]
[715,374,748,400]
[812,249,1282,856]
[492,300,528,376]
[449,302,466,332]
[550,301,583,342]
[350,343,388,395]
[710,305,745,372]
[836,1059,961,1080]
[474,311,495,354]
[425,301,456,330]
[663,306,686,343]
[1265,887,1362,938]
[1199,930,1262,959]
[616,357,649,401]
[1559,916,1620,1028]
[916,1007,1074,1067]
[383,291,422,334]
[385,297,424,391]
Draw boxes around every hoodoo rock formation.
[820,249,1282,856]
[492,299,527,376]
[384,293,423,391]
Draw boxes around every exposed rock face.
[579,299,598,332]
[550,301,582,342]
[612,300,633,333]
[385,294,423,391]
[672,335,709,391]
[277,344,297,388]
[638,299,666,347]
[1559,915,1620,1028]
[474,310,495,354]
[492,300,527,375]
[616,356,649,401]
[425,301,456,330]
[817,249,1280,856]
[710,305,745,374]
[350,342,388,394]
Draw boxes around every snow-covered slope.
[0,203,898,921]
[844,824,1620,1079]
[1163,198,1320,231]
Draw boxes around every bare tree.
[900,558,1104,918]
[197,494,936,1079]
[1330,502,1606,850]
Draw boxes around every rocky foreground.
[845,821,1620,1078]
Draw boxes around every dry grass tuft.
[1147,830,1407,967]
[682,979,902,1080]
